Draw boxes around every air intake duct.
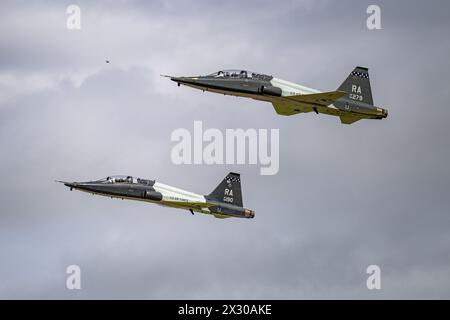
[261,86,282,97]
[144,190,163,201]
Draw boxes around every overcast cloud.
[1,0,450,299]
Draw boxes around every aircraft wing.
[271,91,347,116]
[285,90,347,107]
[271,101,303,116]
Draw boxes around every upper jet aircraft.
[165,67,388,124]
[58,172,254,219]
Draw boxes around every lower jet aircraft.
[58,172,254,219]
[165,66,388,124]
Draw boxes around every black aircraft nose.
[56,181,83,191]
[62,182,79,191]
[170,77,182,86]
[170,76,201,87]
[64,182,75,188]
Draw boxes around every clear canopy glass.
[207,69,271,79]
[104,175,133,183]
[94,176,153,185]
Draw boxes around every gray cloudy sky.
[1,0,450,299]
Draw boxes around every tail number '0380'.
[223,196,233,203]
[223,188,233,203]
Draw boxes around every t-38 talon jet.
[164,66,388,125]
[57,172,254,219]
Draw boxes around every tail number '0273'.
[349,93,363,101]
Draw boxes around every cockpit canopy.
[94,175,154,185]
[106,175,133,184]
[207,69,272,80]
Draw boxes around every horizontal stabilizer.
[339,115,362,125]
[169,200,218,208]
[214,214,232,219]
[286,91,347,106]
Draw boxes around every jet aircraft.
[165,66,388,124]
[58,172,254,219]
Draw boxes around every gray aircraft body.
[166,66,388,124]
[58,172,254,219]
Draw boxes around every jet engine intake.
[144,190,163,201]
[261,86,282,97]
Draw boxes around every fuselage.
[169,69,388,122]
[61,175,254,219]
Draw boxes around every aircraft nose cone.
[171,76,190,84]
[171,76,185,87]
[63,182,79,190]
[171,76,200,86]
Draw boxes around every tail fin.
[208,172,243,207]
[338,66,374,105]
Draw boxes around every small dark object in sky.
[105,60,110,63]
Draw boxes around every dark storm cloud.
[1,0,450,299]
